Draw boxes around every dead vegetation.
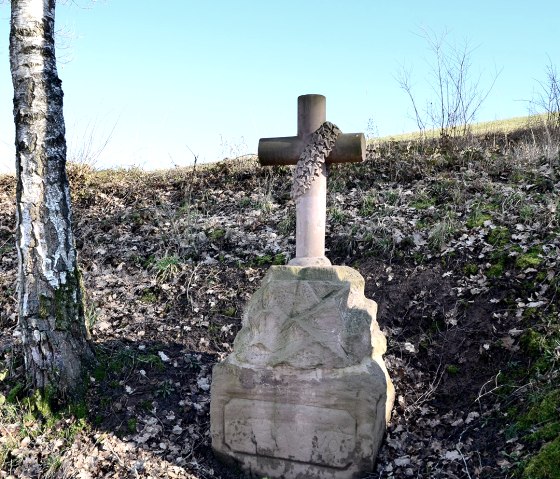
[0,125,559,478]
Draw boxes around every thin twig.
[459,447,473,479]
[186,263,200,312]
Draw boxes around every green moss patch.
[253,253,286,266]
[523,435,560,479]
[463,263,479,275]
[487,226,511,247]
[36,268,87,331]
[520,329,547,358]
[516,246,544,269]
[486,261,505,278]
[517,390,560,439]
[446,364,460,375]
[411,196,436,210]
[466,211,492,229]
[208,228,226,240]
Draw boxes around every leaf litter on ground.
[0,130,559,478]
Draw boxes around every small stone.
[197,377,210,391]
[394,456,411,467]
[465,411,480,424]
[403,342,416,353]
[444,450,462,461]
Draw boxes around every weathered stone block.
[224,399,355,466]
[210,266,394,478]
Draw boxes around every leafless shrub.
[397,29,500,141]
[512,140,559,167]
[67,120,116,168]
[528,58,560,143]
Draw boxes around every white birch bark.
[10,0,94,397]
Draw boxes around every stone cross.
[258,94,365,266]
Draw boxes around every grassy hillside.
[0,123,558,478]
[376,113,551,142]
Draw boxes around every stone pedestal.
[210,266,394,479]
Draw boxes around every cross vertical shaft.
[292,94,330,266]
[258,94,365,267]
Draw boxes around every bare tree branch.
[397,28,500,141]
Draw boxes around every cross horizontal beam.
[258,133,365,166]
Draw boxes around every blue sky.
[1,0,559,172]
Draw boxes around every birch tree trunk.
[10,0,94,398]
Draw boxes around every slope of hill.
[0,126,558,478]
[376,114,550,142]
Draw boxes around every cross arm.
[258,133,366,166]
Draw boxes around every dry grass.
[374,113,550,143]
